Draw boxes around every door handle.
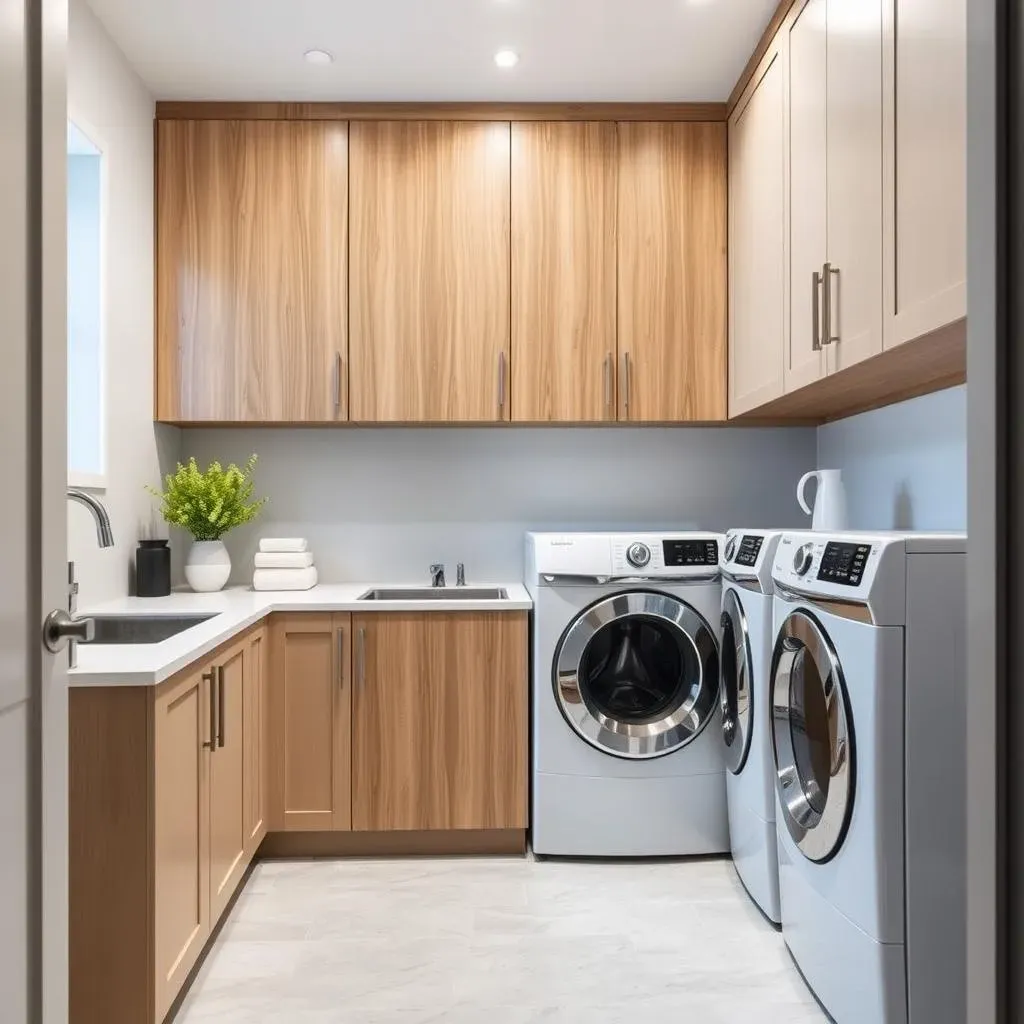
[42,609,95,652]
[823,263,840,346]
[336,626,345,690]
[332,351,342,411]
[203,668,217,750]
[497,352,507,417]
[217,665,225,748]
[356,627,366,689]
[604,353,613,414]
[812,270,823,352]
[622,352,632,419]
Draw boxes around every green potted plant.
[148,455,267,592]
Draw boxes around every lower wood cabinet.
[351,612,529,832]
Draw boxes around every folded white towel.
[259,538,309,554]
[254,551,314,570]
[252,566,319,592]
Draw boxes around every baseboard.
[258,828,528,858]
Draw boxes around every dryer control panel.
[817,541,872,587]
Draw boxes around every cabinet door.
[209,641,246,921]
[243,627,268,857]
[352,612,528,832]
[156,120,349,423]
[153,667,210,1021]
[729,44,787,416]
[882,0,966,348]
[787,0,828,391]
[511,122,617,422]
[825,0,884,372]
[349,121,512,422]
[269,614,351,831]
[617,122,727,422]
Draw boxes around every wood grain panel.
[268,614,351,831]
[208,641,246,921]
[349,121,511,422]
[156,120,348,422]
[511,122,617,422]
[157,101,727,122]
[69,688,153,1024]
[260,829,528,857]
[243,628,268,856]
[352,612,528,832]
[617,122,728,422]
[153,668,210,1022]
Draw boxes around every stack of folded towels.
[252,538,319,592]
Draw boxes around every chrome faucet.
[67,488,114,548]
[430,563,446,588]
[456,563,466,587]
[62,489,113,667]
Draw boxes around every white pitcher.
[797,469,848,531]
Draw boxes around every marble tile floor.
[174,854,826,1024]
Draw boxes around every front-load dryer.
[770,532,966,1024]
[720,529,785,924]
[526,531,729,857]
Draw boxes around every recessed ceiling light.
[304,49,334,66]
[494,49,519,69]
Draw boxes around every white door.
[1,1,68,1022]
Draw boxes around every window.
[67,120,105,487]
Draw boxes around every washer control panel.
[734,534,765,568]
[773,533,890,605]
[817,541,872,588]
[663,538,718,567]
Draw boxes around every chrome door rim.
[770,609,855,863]
[553,591,720,760]
[720,588,754,774]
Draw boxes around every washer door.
[554,591,719,760]
[770,609,855,863]
[720,589,754,774]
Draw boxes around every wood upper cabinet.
[243,627,268,856]
[729,41,787,416]
[616,122,727,423]
[156,119,349,423]
[351,612,528,832]
[349,121,512,422]
[153,667,210,1022]
[209,640,247,922]
[883,0,966,348]
[511,122,618,422]
[268,613,351,831]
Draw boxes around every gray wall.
[816,385,967,531]
[179,427,817,584]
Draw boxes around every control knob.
[793,543,815,577]
[724,536,737,562]
[626,542,652,569]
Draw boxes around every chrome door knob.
[793,543,815,577]
[626,542,651,568]
[42,609,95,653]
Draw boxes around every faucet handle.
[430,563,446,588]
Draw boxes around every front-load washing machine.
[720,528,785,924]
[526,531,729,857]
[770,532,966,1024]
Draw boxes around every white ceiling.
[84,0,779,102]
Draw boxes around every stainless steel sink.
[88,613,218,645]
[357,587,509,602]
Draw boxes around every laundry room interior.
[44,0,972,1022]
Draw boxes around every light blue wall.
[816,385,967,531]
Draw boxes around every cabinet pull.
[217,665,225,748]
[604,353,613,413]
[202,669,216,750]
[622,352,632,418]
[336,626,345,690]
[497,352,507,417]
[332,352,342,411]
[824,263,840,346]
[356,627,366,689]
[812,271,823,351]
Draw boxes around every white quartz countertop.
[70,583,532,687]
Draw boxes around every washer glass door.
[720,588,754,774]
[770,609,855,862]
[554,591,719,760]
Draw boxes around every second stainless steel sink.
[357,587,509,602]
[89,613,217,645]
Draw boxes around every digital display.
[817,542,871,587]
[663,539,719,567]
[736,535,765,568]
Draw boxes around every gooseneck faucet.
[67,488,115,548]
[59,489,113,667]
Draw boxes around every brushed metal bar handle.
[622,352,632,418]
[332,352,342,411]
[202,669,216,750]
[217,665,225,749]
[824,263,840,345]
[497,352,507,417]
[812,271,823,351]
[336,626,345,690]
[603,353,613,413]
[356,627,366,689]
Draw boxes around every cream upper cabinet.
[786,0,828,392]
[729,41,787,416]
[883,0,967,348]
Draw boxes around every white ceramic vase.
[185,539,231,593]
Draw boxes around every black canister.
[136,539,171,597]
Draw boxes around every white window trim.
[66,110,108,492]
